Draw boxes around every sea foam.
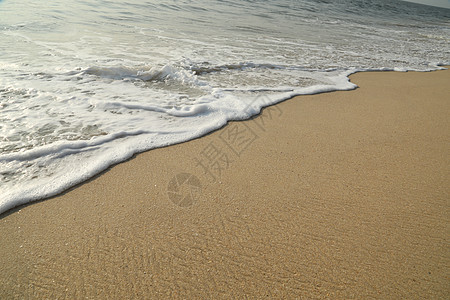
[0,0,449,214]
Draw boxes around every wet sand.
[1,69,449,299]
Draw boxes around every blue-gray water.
[0,0,449,214]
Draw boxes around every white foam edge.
[1,65,448,215]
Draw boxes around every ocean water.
[0,0,449,214]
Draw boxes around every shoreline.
[1,68,449,298]
[1,66,447,217]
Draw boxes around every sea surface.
[0,0,449,214]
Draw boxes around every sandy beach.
[1,69,449,298]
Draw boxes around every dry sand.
[1,69,449,299]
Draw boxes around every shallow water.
[0,0,449,213]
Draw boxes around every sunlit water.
[0,0,449,213]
